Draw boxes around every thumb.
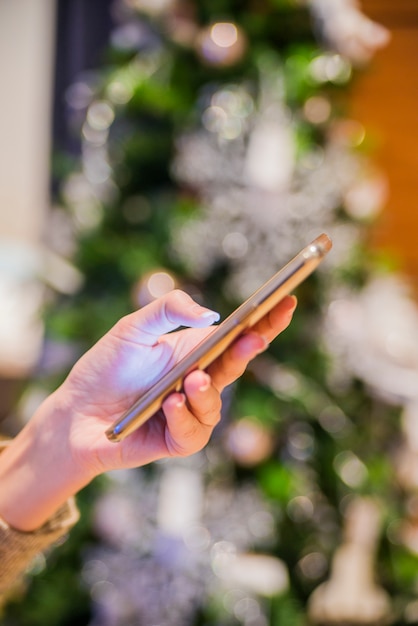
[118,290,220,346]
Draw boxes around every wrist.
[0,392,92,532]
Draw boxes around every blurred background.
[1,0,418,624]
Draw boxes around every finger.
[113,290,220,346]
[162,370,221,456]
[208,295,297,391]
[249,294,297,342]
[183,370,222,427]
[207,331,267,392]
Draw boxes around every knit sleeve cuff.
[0,440,80,599]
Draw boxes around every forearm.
[0,393,91,532]
[0,438,80,603]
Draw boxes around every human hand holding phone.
[106,233,332,442]
[0,286,298,533]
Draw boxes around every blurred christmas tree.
[4,1,418,625]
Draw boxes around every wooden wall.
[350,0,418,290]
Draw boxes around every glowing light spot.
[304,96,331,124]
[225,418,274,466]
[298,552,328,580]
[202,106,228,133]
[211,87,254,118]
[147,271,176,298]
[65,81,93,110]
[197,22,246,67]
[106,80,133,105]
[234,596,261,621]
[344,175,387,220]
[287,496,314,523]
[334,450,368,488]
[318,405,348,436]
[87,101,115,131]
[330,119,366,147]
[82,122,108,146]
[287,423,315,461]
[133,269,178,307]
[248,511,275,539]
[84,152,112,184]
[222,231,248,259]
[309,53,352,84]
[210,22,238,48]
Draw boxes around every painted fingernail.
[287,295,298,315]
[175,393,186,408]
[199,373,211,392]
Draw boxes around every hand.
[53,289,296,469]
[0,290,296,531]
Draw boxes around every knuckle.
[165,288,188,306]
[110,313,132,337]
[162,289,191,324]
[197,400,222,424]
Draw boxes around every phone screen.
[106,233,332,442]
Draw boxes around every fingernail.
[198,309,220,323]
[199,373,211,392]
[286,295,298,315]
[175,393,186,408]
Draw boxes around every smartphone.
[106,233,332,442]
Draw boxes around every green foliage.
[6,0,412,624]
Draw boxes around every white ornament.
[213,550,289,597]
[244,107,295,192]
[308,497,392,625]
[309,0,390,66]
